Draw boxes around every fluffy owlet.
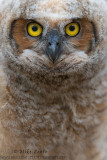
[0,0,107,160]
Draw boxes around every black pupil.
[32,25,38,32]
[69,25,75,31]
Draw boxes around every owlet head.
[0,0,107,79]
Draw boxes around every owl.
[0,0,107,160]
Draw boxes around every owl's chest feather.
[0,72,107,160]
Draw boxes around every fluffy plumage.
[0,0,107,160]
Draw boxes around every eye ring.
[65,22,80,37]
[27,22,43,37]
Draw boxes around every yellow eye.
[65,22,80,37]
[27,22,43,37]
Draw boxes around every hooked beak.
[45,30,62,63]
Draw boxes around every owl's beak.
[46,30,61,63]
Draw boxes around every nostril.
[48,42,51,46]
[56,42,60,46]
[48,42,60,46]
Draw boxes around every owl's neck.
[4,65,106,108]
